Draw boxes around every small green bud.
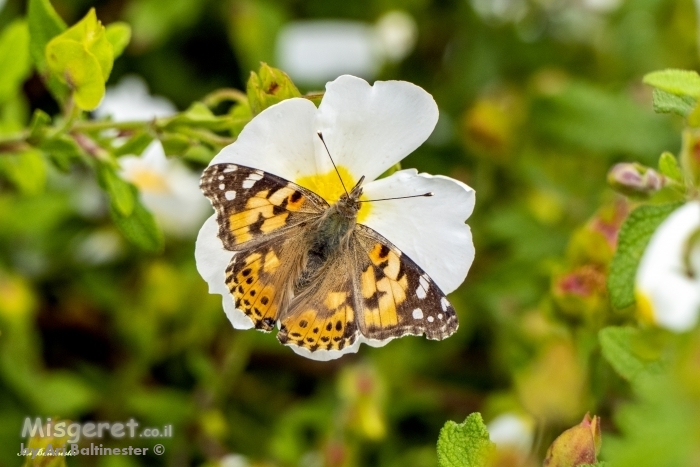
[544,413,601,467]
[607,162,667,197]
[246,63,301,115]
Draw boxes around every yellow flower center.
[296,166,371,223]
[129,168,169,194]
[635,290,656,325]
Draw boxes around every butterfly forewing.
[352,224,458,341]
[225,234,306,331]
[201,163,328,250]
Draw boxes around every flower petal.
[636,201,700,331]
[210,98,325,182]
[316,75,439,182]
[361,169,475,294]
[195,215,253,330]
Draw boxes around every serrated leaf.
[643,69,700,98]
[110,194,163,252]
[437,413,495,467]
[97,165,135,216]
[0,150,47,195]
[599,327,663,383]
[650,88,695,116]
[607,203,682,309]
[657,152,683,182]
[0,20,32,105]
[105,22,131,58]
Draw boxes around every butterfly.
[200,139,458,355]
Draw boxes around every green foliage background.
[1,0,699,466]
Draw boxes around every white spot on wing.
[427,316,434,323]
[412,308,424,320]
[417,274,429,299]
[225,190,236,200]
[219,183,225,190]
[218,175,224,180]
[223,165,237,173]
[440,297,449,311]
[438,313,443,320]
[242,172,263,189]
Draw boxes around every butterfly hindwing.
[277,258,361,351]
[352,224,458,341]
[201,163,328,251]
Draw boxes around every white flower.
[488,413,535,455]
[95,75,176,121]
[96,76,210,238]
[636,201,700,331]
[119,143,210,238]
[196,75,475,360]
[275,11,417,86]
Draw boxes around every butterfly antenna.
[317,132,349,196]
[358,193,434,203]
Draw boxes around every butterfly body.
[201,163,458,355]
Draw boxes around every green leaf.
[27,109,51,140]
[0,149,47,195]
[643,69,700,98]
[38,134,84,172]
[27,0,66,71]
[45,8,115,110]
[650,88,696,116]
[113,131,154,157]
[607,203,682,309]
[105,22,131,58]
[163,102,233,131]
[46,39,105,110]
[580,463,609,467]
[658,152,683,182]
[599,327,663,383]
[27,0,70,102]
[159,132,191,156]
[97,165,135,216]
[110,194,163,252]
[437,413,495,467]
[378,163,402,180]
[0,20,32,105]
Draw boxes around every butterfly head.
[336,175,365,219]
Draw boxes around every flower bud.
[543,413,601,467]
[246,63,302,115]
[681,128,700,186]
[607,163,666,197]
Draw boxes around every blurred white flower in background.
[275,11,417,86]
[488,413,535,464]
[636,201,700,332]
[218,454,249,467]
[95,75,176,122]
[95,76,211,238]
